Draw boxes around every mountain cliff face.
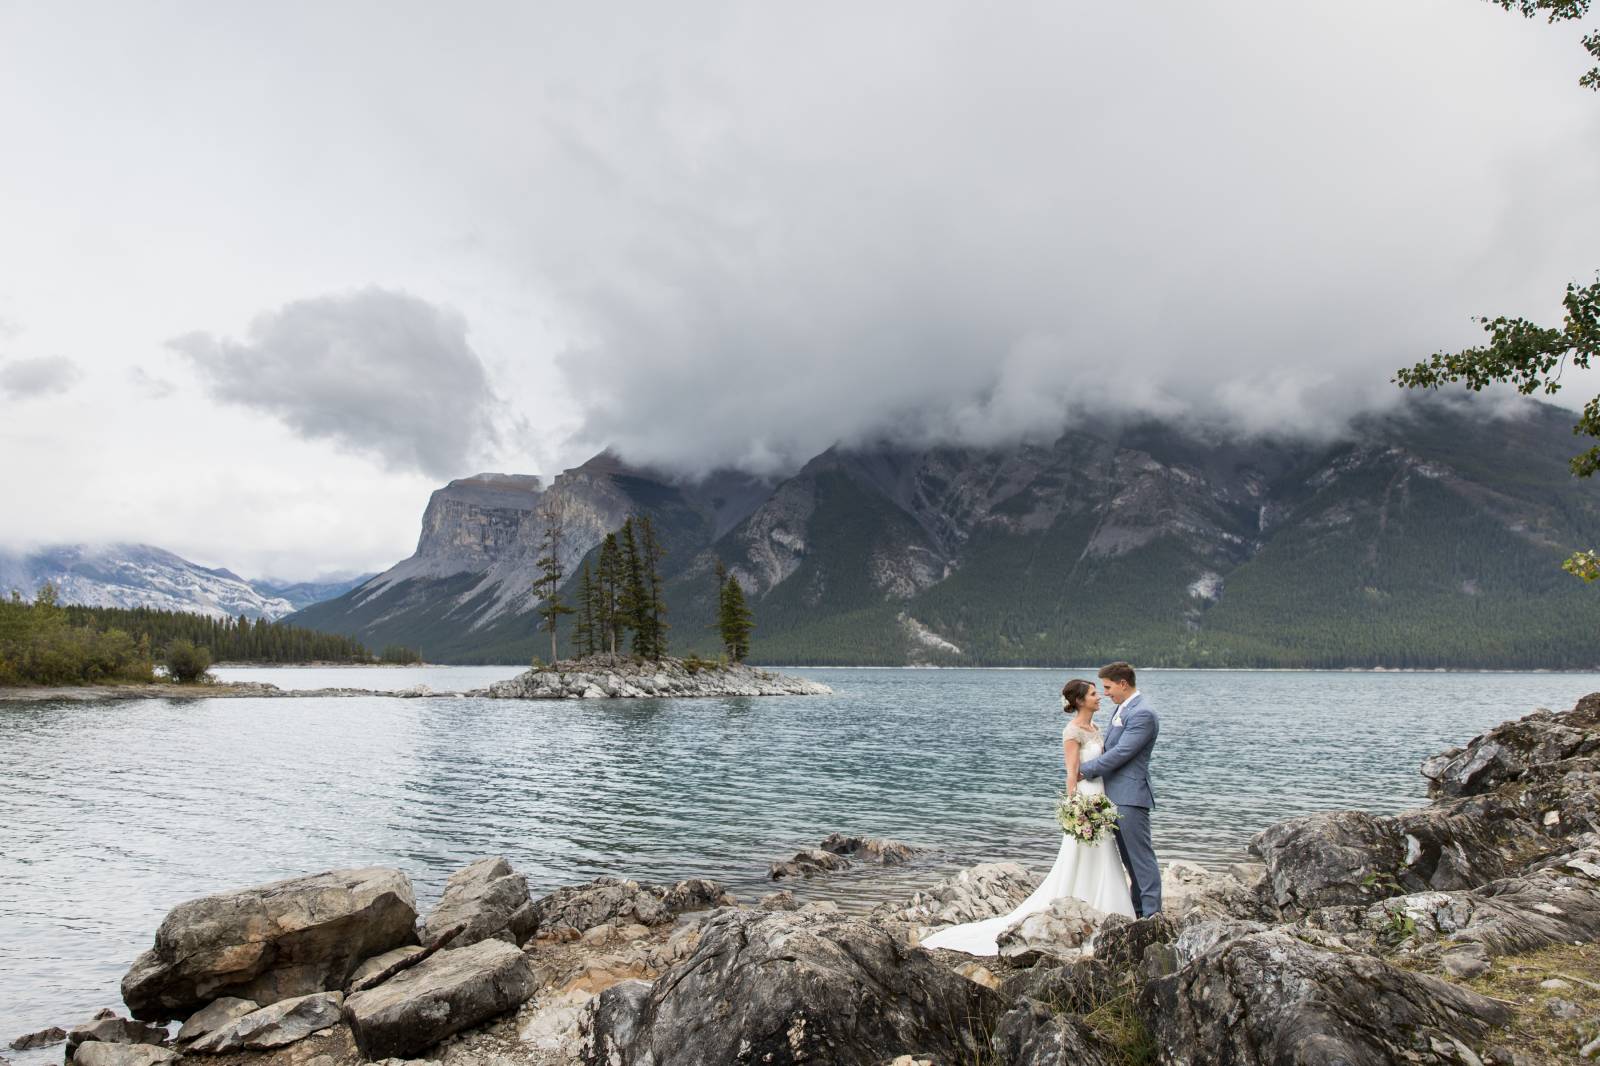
[291,397,1600,668]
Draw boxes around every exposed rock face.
[1252,696,1600,920]
[1160,860,1271,926]
[419,857,533,948]
[120,868,419,1021]
[343,939,535,1060]
[1423,692,1600,798]
[483,656,831,700]
[523,877,732,938]
[990,998,1121,1066]
[187,993,344,1054]
[997,897,1108,965]
[580,909,1001,1066]
[1302,835,1600,961]
[873,862,1035,929]
[1139,927,1513,1065]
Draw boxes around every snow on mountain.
[0,544,303,620]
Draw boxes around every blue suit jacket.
[1079,692,1158,809]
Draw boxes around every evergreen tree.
[640,516,669,660]
[720,570,755,662]
[574,562,597,658]
[619,518,649,657]
[532,500,576,663]
[596,533,625,654]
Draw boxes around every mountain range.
[0,543,372,621]
[291,395,1600,669]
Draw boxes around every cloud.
[127,366,177,399]
[0,355,81,399]
[469,1,1600,474]
[172,288,503,479]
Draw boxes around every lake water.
[2,666,1597,1045]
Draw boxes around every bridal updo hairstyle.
[1061,678,1094,714]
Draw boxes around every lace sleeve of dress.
[1062,723,1095,746]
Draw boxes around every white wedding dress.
[920,722,1136,955]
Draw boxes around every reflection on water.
[1,666,1596,1041]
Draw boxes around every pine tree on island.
[719,567,755,663]
[532,499,575,664]
[640,515,669,660]
[573,561,598,658]
[596,533,625,655]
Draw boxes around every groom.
[1077,661,1162,917]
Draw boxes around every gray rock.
[10,1027,67,1050]
[1441,942,1491,979]
[874,861,1035,929]
[187,992,344,1054]
[579,908,1001,1066]
[343,938,535,1060]
[120,867,418,1021]
[418,856,532,948]
[1301,837,1600,961]
[1422,693,1600,798]
[817,833,919,866]
[989,998,1121,1066]
[485,658,831,699]
[64,1017,167,1061]
[997,897,1108,965]
[70,1047,175,1066]
[758,890,799,910]
[175,998,259,1044]
[1090,912,1177,973]
[999,957,1119,1016]
[523,876,732,937]
[344,947,425,991]
[1139,928,1512,1064]
[768,847,852,880]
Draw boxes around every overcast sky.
[2,1,1597,580]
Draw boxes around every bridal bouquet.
[1056,792,1120,845]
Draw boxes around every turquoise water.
[2,666,1597,1043]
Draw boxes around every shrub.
[165,639,212,683]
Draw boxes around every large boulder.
[1422,693,1600,798]
[186,994,344,1054]
[418,856,533,948]
[579,908,1002,1066]
[818,833,919,866]
[120,868,418,1021]
[10,1028,67,1051]
[873,862,1035,929]
[523,877,732,938]
[1253,694,1600,921]
[342,938,535,1060]
[1303,835,1600,961]
[1139,927,1512,1065]
[989,998,1121,1066]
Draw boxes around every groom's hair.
[1098,661,1136,686]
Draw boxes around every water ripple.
[2,666,1598,1043]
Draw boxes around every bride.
[920,678,1135,955]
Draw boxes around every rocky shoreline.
[9,693,1598,1065]
[0,657,831,703]
[480,655,833,699]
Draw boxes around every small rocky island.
[479,654,832,700]
[10,693,1598,1065]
